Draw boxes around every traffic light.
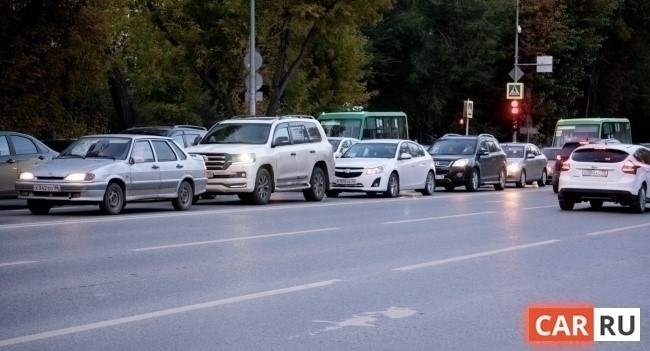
[510,100,520,115]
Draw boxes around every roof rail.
[279,114,315,119]
[172,125,207,130]
[441,133,463,138]
[478,133,495,138]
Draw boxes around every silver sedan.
[15,135,207,215]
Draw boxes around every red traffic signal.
[510,100,520,115]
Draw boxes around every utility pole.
[248,0,256,115]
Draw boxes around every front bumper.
[15,180,108,202]
[434,166,470,186]
[204,163,256,193]
[330,172,385,192]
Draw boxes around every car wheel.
[303,167,325,202]
[538,170,547,187]
[559,199,574,211]
[99,182,124,215]
[172,180,194,211]
[494,168,506,191]
[589,200,603,210]
[630,185,646,214]
[552,178,559,194]
[27,200,51,215]
[515,170,526,188]
[384,172,399,198]
[420,171,435,196]
[444,185,455,192]
[325,190,340,198]
[250,168,272,205]
[466,168,479,192]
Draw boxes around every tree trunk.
[107,65,139,129]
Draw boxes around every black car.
[120,125,207,148]
[427,133,507,191]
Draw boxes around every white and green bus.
[552,117,632,147]
[318,111,409,140]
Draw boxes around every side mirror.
[399,153,412,160]
[129,156,144,164]
[192,136,202,146]
[273,136,290,147]
[479,149,489,156]
[334,152,342,158]
[527,152,535,159]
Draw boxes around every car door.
[0,135,15,195]
[271,123,298,186]
[288,122,313,183]
[128,140,161,198]
[395,142,416,188]
[527,145,544,179]
[408,142,432,188]
[151,140,184,196]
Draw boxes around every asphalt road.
[0,185,648,350]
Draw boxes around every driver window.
[132,140,155,162]
[273,123,290,146]
[0,136,9,156]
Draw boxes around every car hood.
[430,154,470,161]
[186,144,264,154]
[24,158,120,177]
[335,157,391,168]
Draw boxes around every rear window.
[571,148,629,163]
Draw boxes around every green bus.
[318,111,409,140]
[552,117,632,147]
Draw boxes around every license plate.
[33,184,61,192]
[435,174,444,180]
[336,178,356,185]
[582,169,608,177]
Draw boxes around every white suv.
[186,115,335,204]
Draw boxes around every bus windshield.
[551,118,631,147]
[320,120,361,139]
[553,125,599,147]
[319,111,409,140]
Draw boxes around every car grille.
[434,160,452,167]
[335,168,364,178]
[201,153,228,170]
[333,183,364,188]
[35,176,65,180]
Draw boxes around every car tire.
[444,185,455,192]
[538,170,547,187]
[420,171,435,196]
[515,170,526,188]
[466,168,479,192]
[552,178,559,194]
[325,190,340,198]
[27,200,51,215]
[250,168,272,205]
[303,167,325,202]
[559,199,574,211]
[99,182,124,215]
[172,180,194,211]
[630,186,646,214]
[494,168,506,191]
[589,200,603,210]
[384,172,399,198]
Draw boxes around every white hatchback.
[557,143,650,213]
[327,139,436,198]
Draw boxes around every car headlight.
[19,172,35,180]
[229,153,256,164]
[451,159,469,168]
[65,173,95,181]
[366,166,384,175]
[507,163,521,173]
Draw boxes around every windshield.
[320,120,362,138]
[428,139,476,156]
[502,145,525,158]
[342,143,397,159]
[541,148,560,159]
[59,137,131,160]
[201,123,271,144]
[553,125,598,147]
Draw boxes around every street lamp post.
[248,0,256,116]
[513,0,520,142]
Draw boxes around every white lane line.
[0,260,38,267]
[522,205,558,210]
[130,227,340,252]
[0,279,344,347]
[481,200,503,203]
[585,222,650,236]
[383,211,494,225]
[393,239,560,271]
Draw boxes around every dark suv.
[427,133,507,191]
[121,125,207,148]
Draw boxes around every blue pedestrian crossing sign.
[506,83,524,99]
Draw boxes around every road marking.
[0,260,38,267]
[383,211,494,225]
[584,222,650,236]
[393,239,560,271]
[130,228,340,252]
[522,205,558,210]
[0,279,344,347]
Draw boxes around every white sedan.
[327,139,436,198]
[558,143,650,213]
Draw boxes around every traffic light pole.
[513,0,520,142]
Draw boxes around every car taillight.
[622,161,639,174]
